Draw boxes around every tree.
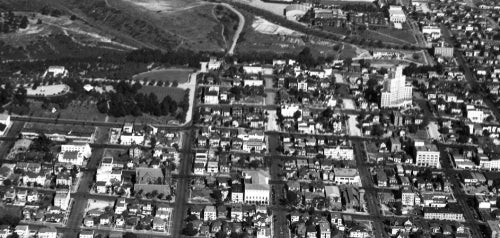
[297,47,315,67]
[70,15,77,20]
[211,190,223,205]
[150,136,157,149]
[379,67,388,75]
[412,53,420,60]
[371,124,384,137]
[182,223,198,236]
[3,179,12,186]
[32,81,40,90]
[19,16,28,29]
[172,80,179,87]
[185,214,198,222]
[293,110,301,120]
[122,232,138,238]
[344,58,353,68]
[7,233,19,238]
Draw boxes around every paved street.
[170,130,194,237]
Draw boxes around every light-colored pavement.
[341,96,361,136]
[427,121,441,140]
[343,98,355,109]
[178,72,198,125]
[266,110,279,132]
[220,3,245,55]
[347,115,361,137]
[334,73,344,84]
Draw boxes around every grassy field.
[0,204,23,220]
[28,99,108,121]
[133,68,192,84]
[138,86,186,101]
[376,28,417,44]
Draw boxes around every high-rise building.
[380,65,412,108]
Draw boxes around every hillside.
[0,0,229,61]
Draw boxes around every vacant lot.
[133,68,192,84]
[138,86,186,102]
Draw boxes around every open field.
[138,86,186,101]
[0,205,23,220]
[28,99,108,121]
[2,0,228,54]
[133,68,193,84]
[111,0,225,51]
[376,27,418,45]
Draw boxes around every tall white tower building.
[380,65,412,108]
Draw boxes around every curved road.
[220,3,245,55]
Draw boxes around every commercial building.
[243,170,270,205]
[422,25,441,39]
[423,205,465,221]
[388,5,406,23]
[323,146,354,160]
[380,65,413,108]
[60,143,92,158]
[415,143,441,168]
[333,168,361,186]
[401,187,419,206]
[54,190,70,211]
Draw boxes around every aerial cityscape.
[0,0,500,237]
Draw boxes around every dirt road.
[219,3,245,55]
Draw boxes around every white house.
[244,78,264,87]
[15,225,30,238]
[0,114,11,137]
[79,230,94,238]
[58,151,85,166]
[203,205,217,221]
[200,57,222,72]
[37,227,57,238]
[334,168,361,186]
[54,190,70,210]
[243,65,263,74]
[120,131,144,145]
[43,66,69,78]
[467,106,484,123]
[60,143,92,158]
[280,104,301,118]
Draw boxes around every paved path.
[178,72,198,126]
[220,3,245,55]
